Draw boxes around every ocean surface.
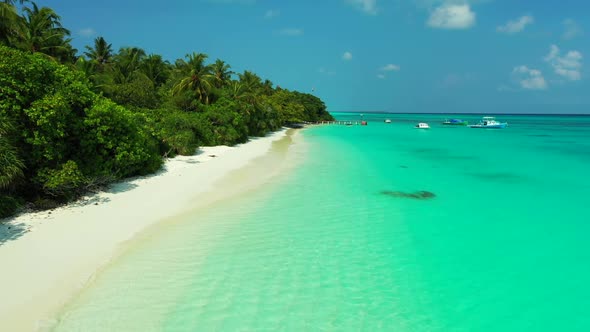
[53,113,590,331]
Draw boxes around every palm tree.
[141,54,170,87]
[1,0,29,4]
[172,52,215,105]
[235,70,265,107]
[226,81,244,100]
[110,47,146,84]
[84,36,113,68]
[262,79,274,96]
[75,56,96,79]
[0,1,23,45]
[0,117,23,189]
[16,3,72,60]
[211,59,233,88]
[238,70,263,94]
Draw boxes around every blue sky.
[35,0,589,113]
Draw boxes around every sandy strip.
[0,129,295,331]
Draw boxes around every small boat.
[469,116,507,129]
[415,123,430,129]
[384,119,392,123]
[443,119,468,126]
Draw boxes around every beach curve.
[0,128,298,331]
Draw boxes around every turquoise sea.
[54,113,590,331]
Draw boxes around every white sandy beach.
[0,129,296,331]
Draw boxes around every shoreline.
[0,128,300,331]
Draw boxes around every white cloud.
[347,0,377,15]
[276,28,304,36]
[342,51,353,61]
[377,64,400,79]
[497,15,534,34]
[544,44,583,81]
[427,4,476,29]
[562,19,583,40]
[77,28,96,37]
[380,64,400,71]
[512,66,547,90]
[265,9,280,19]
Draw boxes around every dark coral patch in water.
[380,190,436,200]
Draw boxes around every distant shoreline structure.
[329,111,590,116]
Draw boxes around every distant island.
[0,1,334,218]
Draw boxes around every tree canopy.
[0,1,334,218]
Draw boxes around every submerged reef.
[380,190,436,200]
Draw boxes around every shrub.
[0,194,20,219]
[159,110,200,156]
[80,99,163,177]
[37,160,87,200]
[203,98,248,145]
[0,117,24,190]
[104,74,160,109]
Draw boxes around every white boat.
[469,116,507,129]
[384,119,392,123]
[415,122,430,129]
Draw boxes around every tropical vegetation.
[0,1,333,218]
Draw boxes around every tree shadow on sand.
[107,182,139,194]
[69,195,112,208]
[0,222,29,246]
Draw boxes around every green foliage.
[37,160,86,200]
[0,194,20,219]
[0,45,63,107]
[80,99,162,177]
[0,2,21,46]
[203,98,249,145]
[172,52,215,105]
[8,2,74,62]
[84,36,113,66]
[158,111,201,155]
[139,108,212,156]
[104,74,160,108]
[141,54,170,88]
[262,90,306,124]
[0,45,162,214]
[0,115,24,190]
[285,91,332,123]
[0,138,24,189]
[0,3,333,218]
[0,47,91,174]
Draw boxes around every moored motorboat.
[443,119,468,126]
[469,116,507,129]
[384,119,392,123]
[415,122,430,129]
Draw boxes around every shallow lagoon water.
[54,114,590,331]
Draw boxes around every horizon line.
[329,111,590,116]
